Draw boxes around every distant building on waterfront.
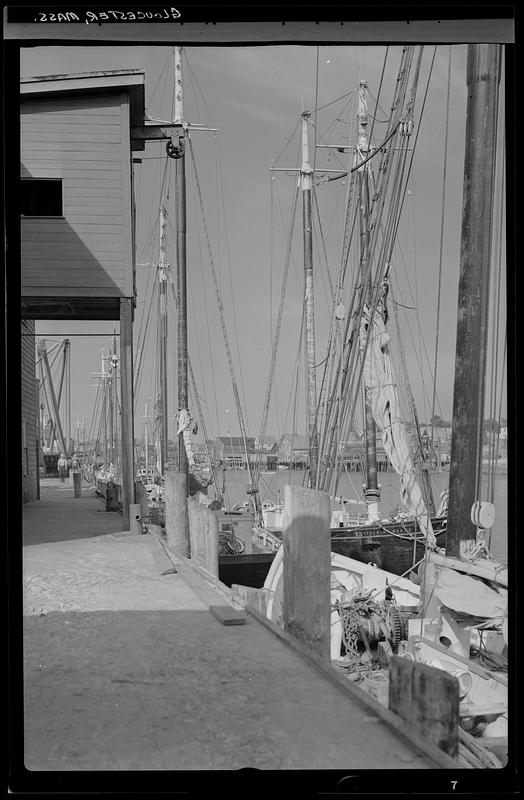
[276,434,310,468]
[215,436,256,468]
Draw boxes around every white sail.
[360,297,436,546]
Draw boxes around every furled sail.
[176,408,211,493]
[359,289,436,546]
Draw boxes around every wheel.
[386,605,403,653]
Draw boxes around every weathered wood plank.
[22,101,120,115]
[21,128,122,140]
[65,197,123,208]
[62,188,123,198]
[164,472,190,558]
[23,169,123,181]
[63,215,124,224]
[21,141,123,153]
[22,229,124,243]
[23,286,125,298]
[389,655,460,758]
[22,239,122,252]
[21,156,123,167]
[21,151,124,164]
[187,497,219,578]
[209,605,247,626]
[282,484,331,660]
[119,92,134,298]
[23,222,124,233]
[23,272,124,284]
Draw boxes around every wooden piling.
[73,471,82,498]
[120,297,135,530]
[135,480,149,521]
[446,44,502,558]
[282,484,331,660]
[389,655,460,758]
[164,470,190,558]
[187,497,219,577]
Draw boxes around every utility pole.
[446,44,502,558]
[357,80,381,522]
[301,112,319,488]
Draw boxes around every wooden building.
[20,70,147,524]
[214,437,256,469]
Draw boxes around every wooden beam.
[428,550,507,587]
[282,484,331,659]
[119,297,135,529]
[131,123,183,141]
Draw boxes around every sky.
[19,41,507,447]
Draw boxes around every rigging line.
[188,137,255,481]
[255,181,300,482]
[390,243,445,422]
[318,47,413,489]
[312,184,335,301]
[310,119,348,173]
[328,113,416,489]
[430,45,452,453]
[133,272,157,397]
[316,120,401,185]
[312,87,356,115]
[86,378,101,453]
[192,182,221,437]
[367,46,390,148]
[272,117,301,168]
[313,45,319,171]
[488,134,506,503]
[134,258,156,379]
[214,132,251,435]
[183,50,217,128]
[146,49,172,114]
[136,281,158,416]
[278,301,306,459]
[317,98,354,142]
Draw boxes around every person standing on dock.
[58,454,67,483]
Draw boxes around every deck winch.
[338,593,405,657]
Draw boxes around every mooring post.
[73,471,82,498]
[164,470,190,557]
[187,497,219,577]
[282,484,331,659]
[135,479,149,522]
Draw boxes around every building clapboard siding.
[21,320,39,503]
[20,72,145,318]
[19,71,147,510]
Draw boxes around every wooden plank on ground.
[209,605,246,626]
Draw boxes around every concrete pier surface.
[21,481,448,773]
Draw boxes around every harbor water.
[214,467,508,566]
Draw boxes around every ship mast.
[301,112,319,488]
[446,44,502,558]
[356,80,381,522]
[173,45,189,480]
[158,203,169,472]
